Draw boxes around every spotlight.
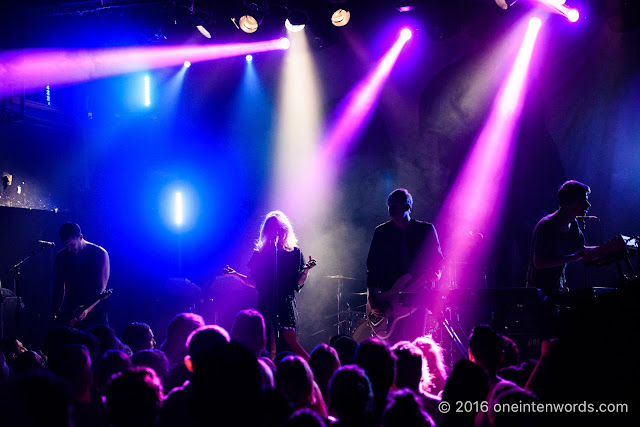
[246,54,253,62]
[144,75,151,107]
[279,37,291,50]
[331,9,351,27]
[192,9,213,38]
[286,9,308,32]
[285,19,305,32]
[529,17,542,31]
[400,28,412,41]
[494,0,518,10]
[196,25,211,38]
[567,9,579,22]
[175,192,183,226]
[239,15,260,33]
[184,60,191,68]
[394,1,417,12]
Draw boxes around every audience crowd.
[0,283,637,427]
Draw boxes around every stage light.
[394,0,417,12]
[567,9,579,22]
[285,19,305,32]
[529,17,542,30]
[175,192,183,226]
[239,15,259,33]
[183,60,191,68]
[45,85,51,106]
[192,7,213,38]
[196,25,211,38]
[246,54,253,62]
[144,75,150,107]
[400,28,412,41]
[279,37,291,50]
[331,9,351,27]
[495,0,517,10]
[286,9,308,32]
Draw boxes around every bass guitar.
[55,289,113,328]
[366,273,435,339]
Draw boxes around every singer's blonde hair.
[255,210,298,252]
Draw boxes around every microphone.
[38,240,56,247]
[576,216,599,221]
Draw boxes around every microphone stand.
[273,237,280,355]
[6,244,48,340]
[578,216,600,291]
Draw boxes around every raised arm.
[297,256,316,289]
[222,265,256,288]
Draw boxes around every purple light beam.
[0,38,289,97]
[434,17,543,290]
[282,30,412,217]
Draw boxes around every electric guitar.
[366,272,435,339]
[56,289,113,328]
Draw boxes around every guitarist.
[53,222,110,328]
[366,189,444,343]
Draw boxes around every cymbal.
[347,292,368,296]
[326,309,366,319]
[324,275,359,280]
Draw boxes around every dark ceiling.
[2,1,636,52]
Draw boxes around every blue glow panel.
[144,75,151,107]
[175,191,183,226]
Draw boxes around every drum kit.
[322,274,373,342]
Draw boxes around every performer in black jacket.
[367,189,444,344]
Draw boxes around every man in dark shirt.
[54,222,110,328]
[526,180,594,301]
[366,188,444,343]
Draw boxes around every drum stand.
[324,275,362,336]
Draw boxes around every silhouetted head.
[105,366,163,427]
[328,364,373,424]
[231,309,266,358]
[122,322,155,353]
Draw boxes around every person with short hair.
[54,222,110,328]
[366,189,444,343]
[526,180,595,300]
[121,322,155,354]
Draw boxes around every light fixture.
[285,19,305,32]
[279,37,291,50]
[495,0,519,10]
[285,9,309,32]
[196,25,211,38]
[400,28,412,41]
[394,1,417,12]
[192,8,213,38]
[239,15,260,33]
[331,9,350,27]
[144,75,151,107]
